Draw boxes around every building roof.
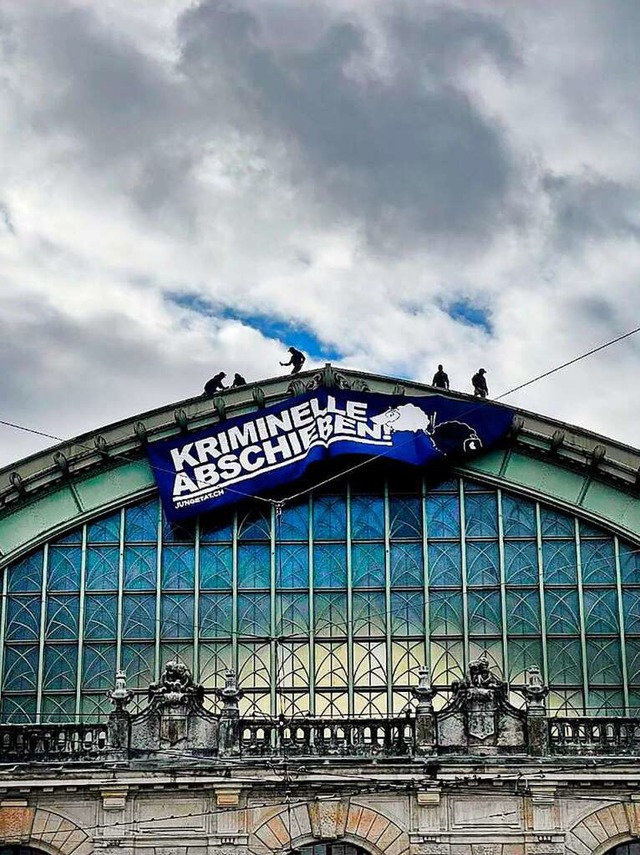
[1,364,639,567]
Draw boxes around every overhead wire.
[280,323,640,505]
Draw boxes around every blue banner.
[148,389,513,521]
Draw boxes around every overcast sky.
[1,0,639,467]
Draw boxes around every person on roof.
[280,347,306,375]
[203,372,227,396]
[231,373,247,388]
[432,364,450,390]
[472,368,488,398]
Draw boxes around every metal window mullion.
[614,536,630,713]
[36,543,49,722]
[74,526,88,719]
[0,559,9,716]
[154,503,163,681]
[308,496,315,715]
[497,490,509,684]
[193,518,201,682]
[116,508,125,672]
[459,481,469,671]
[574,519,589,712]
[384,481,393,712]
[270,505,277,718]
[535,503,549,685]
[421,479,431,672]
[346,484,354,715]
[232,512,239,674]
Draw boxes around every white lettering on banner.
[168,395,396,503]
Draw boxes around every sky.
[1,0,639,467]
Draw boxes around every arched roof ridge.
[0,365,639,567]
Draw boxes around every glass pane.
[468,590,502,635]
[504,541,538,585]
[389,497,422,538]
[351,495,384,540]
[82,644,117,690]
[86,546,119,591]
[466,542,499,586]
[8,551,43,593]
[46,595,79,640]
[426,493,460,538]
[540,507,574,537]
[200,544,232,589]
[47,546,81,591]
[87,512,120,543]
[278,501,309,541]
[428,542,461,587]
[352,543,384,587]
[160,594,194,638]
[200,593,233,637]
[237,593,271,636]
[580,539,615,585]
[238,507,271,540]
[465,493,498,537]
[545,589,580,635]
[3,646,38,692]
[314,593,347,637]
[44,645,77,691]
[6,597,41,641]
[429,591,463,635]
[123,594,156,639]
[313,495,347,540]
[125,500,158,542]
[391,591,424,635]
[547,638,583,684]
[542,540,577,585]
[123,546,157,590]
[506,589,541,635]
[276,543,308,588]
[161,545,195,589]
[237,544,270,589]
[84,595,118,640]
[583,589,619,634]
[314,544,346,588]
[502,495,536,537]
[390,543,423,587]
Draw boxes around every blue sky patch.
[167,291,343,362]
[442,298,492,335]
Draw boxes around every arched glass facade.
[2,474,640,722]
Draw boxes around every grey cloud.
[543,172,640,247]
[178,1,518,250]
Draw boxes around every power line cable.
[281,324,640,505]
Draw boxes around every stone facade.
[1,661,638,855]
[1,770,639,855]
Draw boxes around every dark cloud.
[178,0,517,250]
[543,172,640,247]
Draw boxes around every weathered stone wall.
[0,772,637,855]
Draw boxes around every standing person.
[231,373,247,388]
[203,371,227,396]
[432,364,450,390]
[280,346,306,375]
[471,368,488,398]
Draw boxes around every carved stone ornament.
[108,670,133,712]
[437,655,526,752]
[308,798,348,840]
[148,661,204,711]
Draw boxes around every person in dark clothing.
[432,364,450,390]
[231,373,247,388]
[203,371,227,396]
[280,347,306,375]
[472,368,488,398]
